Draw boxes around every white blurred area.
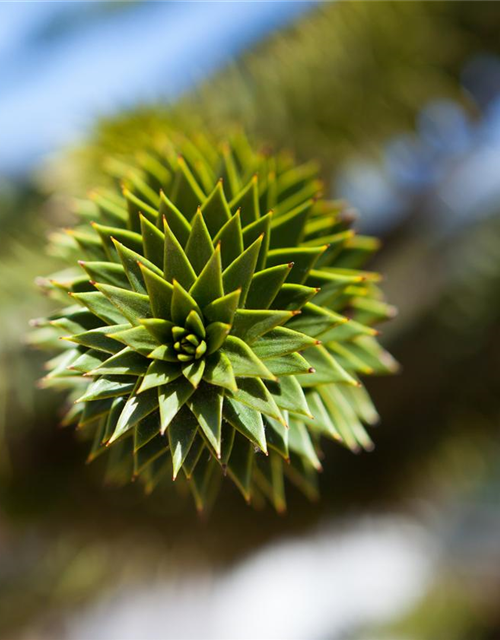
[51,516,435,640]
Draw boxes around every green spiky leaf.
[33,131,394,511]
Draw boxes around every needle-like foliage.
[32,131,397,512]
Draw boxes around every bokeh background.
[1,2,500,639]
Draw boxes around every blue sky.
[0,2,315,177]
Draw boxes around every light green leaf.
[189,244,224,308]
[71,291,127,325]
[158,378,196,434]
[203,289,241,325]
[288,302,346,338]
[139,263,173,320]
[79,261,129,289]
[264,352,312,376]
[252,326,317,360]
[298,344,358,387]
[223,395,267,453]
[170,156,206,219]
[185,309,206,338]
[140,213,165,268]
[159,190,191,246]
[231,309,294,343]
[200,179,231,237]
[70,348,108,373]
[222,336,276,381]
[109,325,159,356]
[206,322,231,354]
[242,210,272,270]
[186,208,213,274]
[320,318,378,343]
[265,416,289,461]
[203,351,238,392]
[213,211,243,269]
[94,283,151,326]
[229,377,285,424]
[245,263,292,310]
[76,377,136,403]
[92,221,143,258]
[271,283,319,311]
[267,245,325,284]
[182,359,206,388]
[148,344,178,362]
[139,360,182,393]
[163,218,197,288]
[342,336,400,375]
[266,376,311,417]
[168,406,199,479]
[112,238,161,294]
[301,391,341,440]
[109,388,159,444]
[222,234,262,304]
[171,280,203,326]
[182,435,205,479]
[140,318,174,343]
[188,384,223,457]
[92,347,150,376]
[230,174,260,225]
[123,187,158,230]
[66,324,129,354]
[270,199,313,249]
[288,418,322,470]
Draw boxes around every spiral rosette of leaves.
[32,132,397,512]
